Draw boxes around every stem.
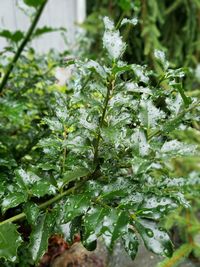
[0,0,48,94]
[116,12,125,29]
[93,75,115,164]
[0,185,74,226]
[62,126,68,173]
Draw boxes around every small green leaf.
[23,0,45,8]
[121,18,138,26]
[60,195,91,223]
[83,206,109,247]
[59,167,90,187]
[1,192,28,213]
[139,196,178,220]
[29,213,55,263]
[86,60,107,79]
[0,223,22,262]
[15,168,40,189]
[102,209,129,249]
[24,202,40,225]
[32,26,65,39]
[122,229,139,260]
[0,30,24,43]
[103,17,126,60]
[139,98,165,129]
[31,180,56,197]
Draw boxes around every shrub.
[0,14,200,266]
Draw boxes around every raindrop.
[146,229,154,237]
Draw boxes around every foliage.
[0,7,200,265]
[85,0,200,89]
[85,1,200,265]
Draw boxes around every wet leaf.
[60,195,91,223]
[31,180,56,197]
[24,202,40,225]
[83,206,109,246]
[135,219,173,257]
[122,228,139,260]
[1,192,28,213]
[103,17,126,60]
[102,209,129,249]
[29,213,55,263]
[0,223,22,262]
[59,167,90,187]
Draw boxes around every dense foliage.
[0,1,200,266]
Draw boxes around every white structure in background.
[0,0,86,52]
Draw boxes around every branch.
[93,74,115,165]
[0,0,48,94]
[0,183,75,226]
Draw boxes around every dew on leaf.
[146,229,154,238]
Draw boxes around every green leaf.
[132,129,149,156]
[59,167,91,187]
[0,223,22,262]
[122,229,139,260]
[29,213,54,263]
[103,17,126,60]
[135,219,173,257]
[83,206,109,247]
[60,195,91,223]
[24,202,40,225]
[1,191,28,213]
[15,168,40,189]
[101,209,129,249]
[139,196,178,220]
[0,30,24,43]
[160,140,197,158]
[139,98,165,129]
[31,180,56,197]
[85,60,107,79]
[32,26,65,39]
[121,18,138,26]
[23,0,45,8]
[99,178,132,200]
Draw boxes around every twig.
[93,74,115,165]
[0,0,48,94]
[0,181,80,226]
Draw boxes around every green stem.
[0,185,74,226]
[116,12,125,29]
[0,0,48,94]
[93,75,115,164]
